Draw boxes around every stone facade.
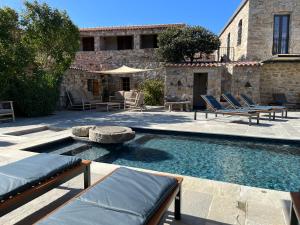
[222,64,261,103]
[219,0,300,61]
[219,0,250,61]
[165,66,222,106]
[248,0,300,61]
[61,24,181,103]
[260,62,300,104]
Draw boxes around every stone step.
[51,142,90,156]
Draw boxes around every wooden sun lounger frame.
[222,94,285,121]
[35,169,183,225]
[201,95,260,126]
[0,160,91,217]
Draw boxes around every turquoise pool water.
[27,131,300,191]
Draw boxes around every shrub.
[140,79,164,106]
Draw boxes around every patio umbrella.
[91,65,155,75]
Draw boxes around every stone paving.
[0,109,299,225]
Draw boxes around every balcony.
[216,47,235,62]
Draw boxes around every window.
[117,36,133,50]
[121,77,130,91]
[82,37,95,51]
[273,15,290,55]
[140,34,158,49]
[237,20,242,46]
[100,36,133,50]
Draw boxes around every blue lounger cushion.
[0,153,81,201]
[37,167,178,225]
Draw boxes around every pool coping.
[131,127,300,145]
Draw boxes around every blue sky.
[0,0,242,34]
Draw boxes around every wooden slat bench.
[290,192,300,225]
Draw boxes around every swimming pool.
[25,129,300,192]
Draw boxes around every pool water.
[28,132,300,192]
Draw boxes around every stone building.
[62,0,300,109]
[215,0,300,105]
[61,24,184,103]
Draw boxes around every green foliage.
[0,1,79,116]
[156,26,221,63]
[140,79,164,106]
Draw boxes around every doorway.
[193,73,208,109]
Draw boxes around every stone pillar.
[133,34,140,50]
[94,36,100,51]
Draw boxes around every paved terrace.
[1,109,300,225]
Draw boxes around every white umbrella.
[91,65,155,75]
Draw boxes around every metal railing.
[216,47,235,62]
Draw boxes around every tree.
[22,1,80,77]
[0,1,79,116]
[156,26,220,63]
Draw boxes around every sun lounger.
[222,93,275,120]
[240,93,288,119]
[35,167,183,225]
[201,95,260,125]
[0,153,91,216]
[272,93,300,109]
[66,89,92,110]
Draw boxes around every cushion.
[0,154,81,200]
[37,167,178,225]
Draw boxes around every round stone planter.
[89,126,135,144]
[72,125,95,137]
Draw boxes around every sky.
[0,0,242,34]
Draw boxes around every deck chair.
[35,167,183,225]
[201,95,260,125]
[240,93,288,119]
[84,91,102,105]
[222,93,274,120]
[0,153,91,216]
[124,92,146,111]
[272,93,299,109]
[66,89,92,110]
[0,101,15,122]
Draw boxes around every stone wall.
[247,0,300,61]
[165,66,222,106]
[222,64,261,103]
[60,69,104,106]
[219,1,250,61]
[260,62,300,104]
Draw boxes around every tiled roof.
[165,61,262,67]
[232,61,262,67]
[69,66,90,71]
[80,23,186,32]
[165,62,225,67]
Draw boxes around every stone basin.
[89,126,135,144]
